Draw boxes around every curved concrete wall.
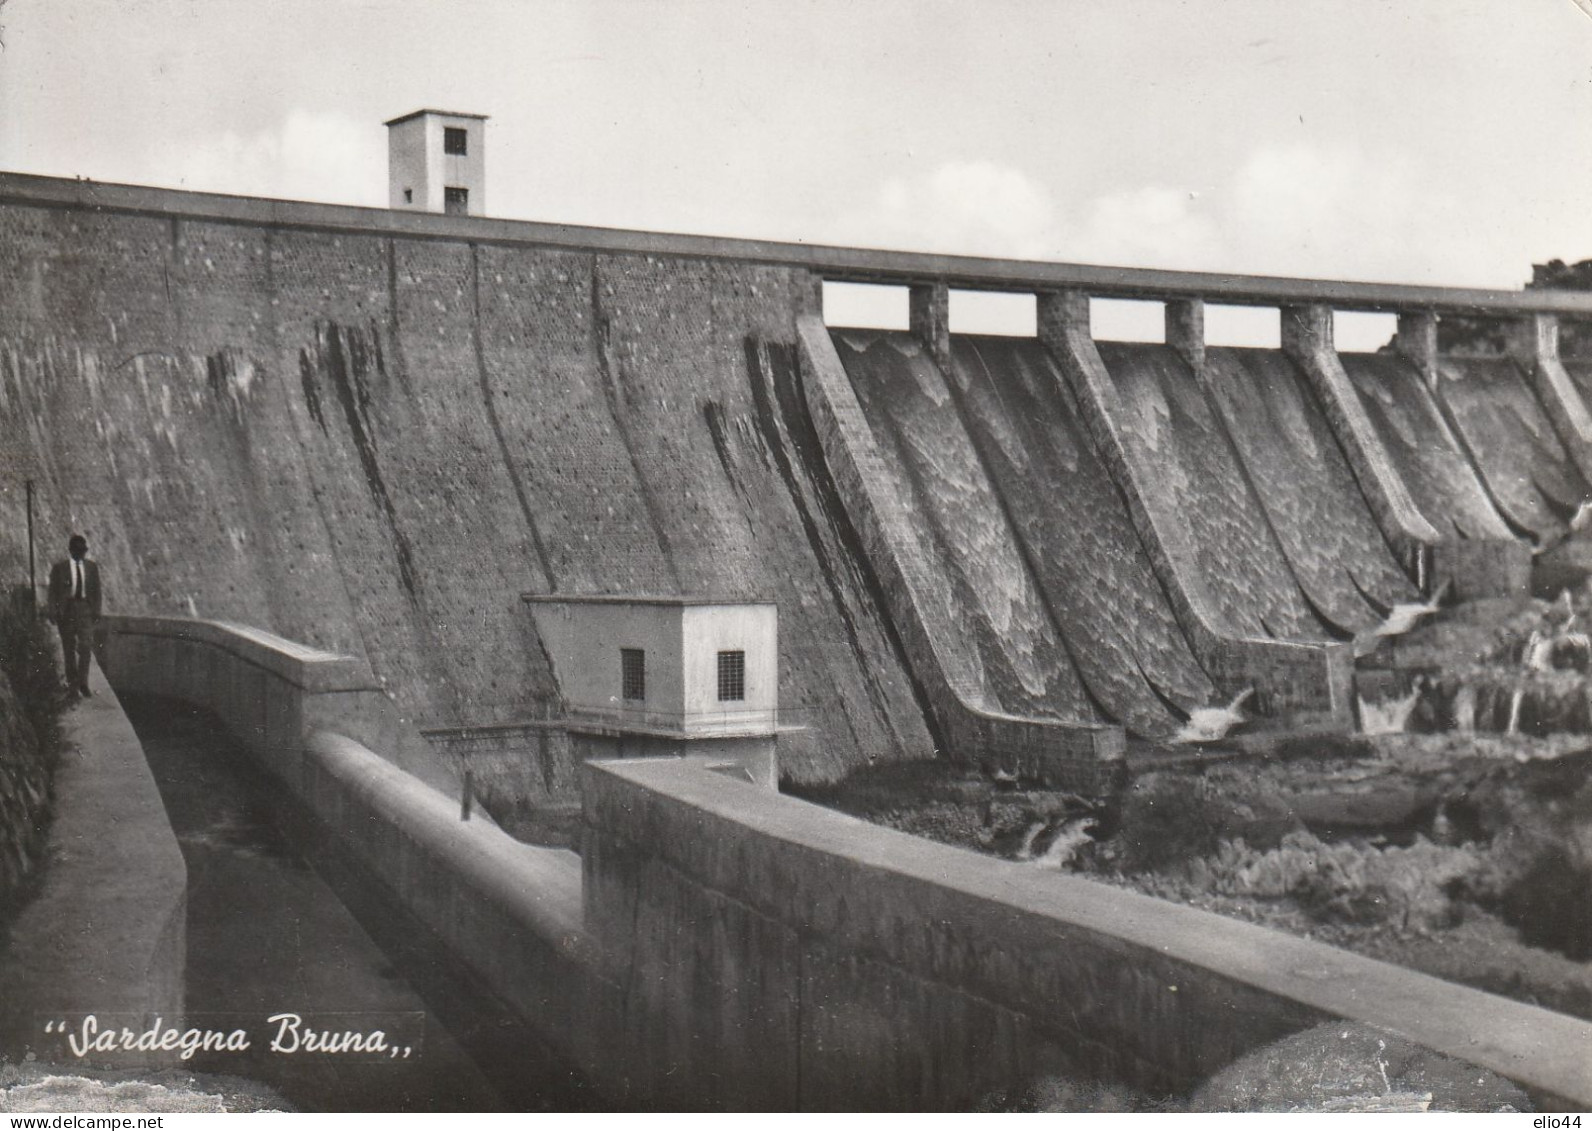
[6,171,1589,762]
[99,614,462,799]
[1039,294,1353,721]
[97,615,607,1077]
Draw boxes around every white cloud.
[830,160,1058,259]
[1223,142,1476,284]
[829,160,1225,275]
[1065,186,1222,270]
[148,109,385,207]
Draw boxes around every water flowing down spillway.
[1564,360,1592,414]
[1431,357,1590,543]
[1092,343,1333,642]
[941,335,1215,736]
[831,330,1099,722]
[1337,354,1514,541]
[1201,348,1416,634]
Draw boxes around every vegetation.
[0,592,64,926]
[1426,257,1592,356]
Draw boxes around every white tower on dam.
[385,108,487,216]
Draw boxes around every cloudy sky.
[2,0,1590,344]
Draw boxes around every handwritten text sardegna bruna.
[49,1015,414,1060]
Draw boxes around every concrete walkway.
[0,656,186,1064]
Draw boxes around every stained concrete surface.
[1093,342,1331,642]
[1433,356,1589,543]
[1338,353,1515,541]
[1202,347,1416,633]
[943,334,1214,736]
[834,329,1096,722]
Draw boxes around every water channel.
[123,695,599,1113]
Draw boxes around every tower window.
[717,650,745,702]
[403,188,413,203]
[444,186,469,215]
[621,648,646,702]
[444,127,468,155]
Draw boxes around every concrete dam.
[6,171,1592,1108]
[7,171,1592,769]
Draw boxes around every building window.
[444,186,469,215]
[444,127,468,155]
[403,188,413,203]
[621,648,646,702]
[717,650,745,702]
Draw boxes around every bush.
[0,593,65,918]
[0,594,64,754]
[1110,771,1295,875]
[1194,831,1481,931]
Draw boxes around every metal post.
[25,479,36,611]
[460,769,473,822]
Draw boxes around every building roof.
[383,109,490,127]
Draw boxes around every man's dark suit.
[48,556,102,693]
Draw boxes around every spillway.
[1432,356,1590,542]
[1092,343,1332,642]
[1201,347,1416,634]
[831,329,1097,723]
[1337,354,1513,541]
[940,335,1214,737]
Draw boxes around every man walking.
[47,534,102,698]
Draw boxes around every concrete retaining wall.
[421,719,582,812]
[583,757,1592,1110]
[97,615,611,1080]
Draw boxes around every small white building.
[524,595,782,787]
[385,109,487,216]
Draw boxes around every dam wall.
[0,175,931,783]
[6,172,1592,762]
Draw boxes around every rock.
[1189,1021,1529,1112]
[1288,783,1434,832]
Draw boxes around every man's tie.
[73,562,83,600]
